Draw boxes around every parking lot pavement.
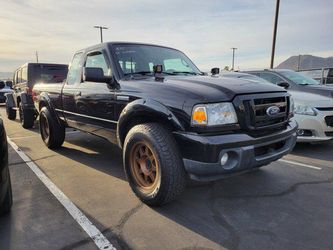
[0,105,333,250]
[0,142,99,249]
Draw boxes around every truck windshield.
[279,70,320,85]
[32,65,68,84]
[113,44,202,76]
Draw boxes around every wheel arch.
[117,99,185,148]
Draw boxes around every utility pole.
[35,51,39,63]
[270,0,280,69]
[231,47,237,71]
[94,26,108,43]
[297,54,301,71]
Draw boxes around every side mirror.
[211,67,220,75]
[277,81,290,89]
[0,81,5,89]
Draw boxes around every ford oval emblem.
[266,106,280,117]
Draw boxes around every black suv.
[245,69,333,98]
[0,81,12,215]
[5,63,68,128]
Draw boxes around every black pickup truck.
[33,42,297,206]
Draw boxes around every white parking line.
[278,159,322,170]
[7,137,116,250]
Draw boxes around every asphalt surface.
[0,104,333,250]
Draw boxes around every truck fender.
[4,93,15,108]
[117,99,185,148]
[37,92,63,126]
[19,92,34,106]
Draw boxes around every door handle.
[75,91,81,97]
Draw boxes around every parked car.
[223,72,333,142]
[245,69,333,98]
[298,68,333,85]
[5,63,68,128]
[33,42,297,206]
[0,80,13,103]
[0,81,12,215]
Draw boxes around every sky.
[0,0,332,73]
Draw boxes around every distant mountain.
[276,55,333,70]
[0,72,13,80]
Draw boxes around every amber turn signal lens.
[192,106,207,125]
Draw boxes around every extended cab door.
[62,50,118,143]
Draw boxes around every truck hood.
[302,84,333,98]
[123,75,286,103]
[289,90,333,108]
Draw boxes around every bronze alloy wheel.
[130,142,160,193]
[40,114,50,140]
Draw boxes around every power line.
[94,26,108,43]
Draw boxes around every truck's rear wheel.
[5,102,16,120]
[39,107,65,149]
[123,123,186,206]
[19,103,34,129]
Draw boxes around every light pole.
[270,0,280,69]
[94,26,108,43]
[231,47,237,71]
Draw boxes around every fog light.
[220,153,229,166]
[297,129,304,136]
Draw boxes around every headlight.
[191,102,238,126]
[289,97,294,116]
[294,104,317,116]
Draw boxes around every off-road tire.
[19,103,34,129]
[39,107,65,149]
[123,123,186,206]
[5,103,16,120]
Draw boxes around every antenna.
[36,51,39,63]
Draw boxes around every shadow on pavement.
[291,141,333,162]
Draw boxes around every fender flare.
[37,92,63,126]
[19,92,34,106]
[117,99,185,148]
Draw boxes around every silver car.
[222,72,333,143]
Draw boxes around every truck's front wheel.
[123,123,186,206]
[39,107,65,149]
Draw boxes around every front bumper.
[173,120,297,181]
[294,111,333,142]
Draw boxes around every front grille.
[316,107,333,111]
[234,92,290,133]
[325,132,333,137]
[254,140,286,157]
[325,116,333,127]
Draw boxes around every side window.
[13,72,17,84]
[18,69,22,83]
[67,53,82,85]
[259,73,283,84]
[21,67,28,82]
[85,52,110,76]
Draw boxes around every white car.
[221,72,333,142]
[291,91,333,142]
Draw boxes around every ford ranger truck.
[33,42,297,206]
